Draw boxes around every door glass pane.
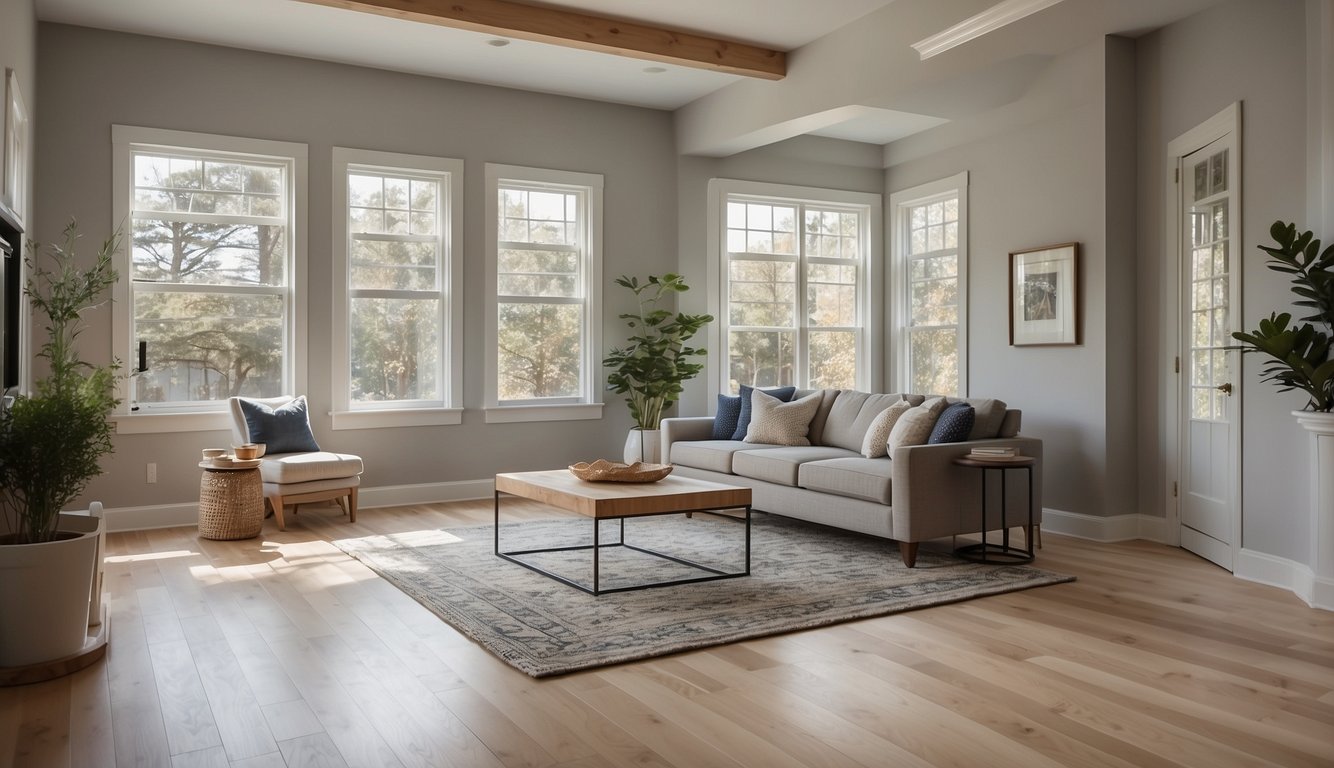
[1186,144,1231,423]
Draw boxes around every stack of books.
[969,446,1020,460]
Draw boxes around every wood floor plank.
[68,661,114,768]
[147,640,223,756]
[6,507,1331,768]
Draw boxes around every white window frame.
[330,148,463,430]
[484,163,603,423]
[889,171,969,396]
[705,178,882,405]
[110,125,307,434]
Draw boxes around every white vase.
[624,428,662,464]
[1293,411,1334,609]
[0,508,103,668]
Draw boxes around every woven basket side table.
[198,465,264,540]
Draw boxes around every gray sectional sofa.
[660,390,1042,566]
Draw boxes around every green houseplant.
[604,274,713,462]
[0,221,119,673]
[0,221,121,542]
[1231,221,1334,412]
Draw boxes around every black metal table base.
[954,463,1035,565]
[495,493,751,595]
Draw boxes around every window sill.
[484,403,603,424]
[332,408,463,430]
[112,411,232,434]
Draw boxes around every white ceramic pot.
[623,428,662,464]
[1293,411,1334,608]
[0,510,102,668]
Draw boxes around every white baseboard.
[1039,508,1169,542]
[1235,548,1334,611]
[101,479,496,533]
[357,479,493,508]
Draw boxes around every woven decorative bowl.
[569,459,673,483]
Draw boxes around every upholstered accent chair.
[227,396,364,531]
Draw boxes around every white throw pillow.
[744,390,823,446]
[887,397,948,453]
[861,400,912,458]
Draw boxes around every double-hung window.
[890,172,968,396]
[112,126,306,432]
[331,148,463,429]
[709,179,880,396]
[484,164,603,423]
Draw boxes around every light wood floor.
[1,499,1331,768]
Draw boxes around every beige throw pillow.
[744,390,823,446]
[887,397,947,453]
[861,400,912,458]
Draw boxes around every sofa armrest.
[660,417,717,462]
[889,437,1043,542]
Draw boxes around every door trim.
[1163,101,1242,564]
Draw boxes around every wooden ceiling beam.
[293,0,786,80]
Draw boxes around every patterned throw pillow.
[732,384,797,440]
[928,402,976,443]
[743,390,822,446]
[713,394,743,439]
[861,400,912,458]
[237,396,321,454]
[887,397,947,453]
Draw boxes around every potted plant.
[1231,221,1334,412]
[604,274,713,463]
[0,221,119,674]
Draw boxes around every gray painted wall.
[36,24,680,511]
[1,0,35,227]
[883,40,1131,518]
[1135,0,1310,563]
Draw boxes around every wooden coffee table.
[494,469,752,595]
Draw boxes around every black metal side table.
[952,455,1036,564]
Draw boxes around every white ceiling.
[34,0,897,110]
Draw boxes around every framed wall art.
[1009,242,1079,346]
[4,69,29,226]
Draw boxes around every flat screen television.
[0,199,23,394]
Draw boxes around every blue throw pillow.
[732,385,797,440]
[928,402,975,444]
[237,396,321,453]
[713,394,742,439]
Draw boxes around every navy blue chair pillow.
[237,396,321,454]
[928,402,975,444]
[713,394,743,440]
[732,385,797,440]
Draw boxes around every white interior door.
[1178,133,1240,571]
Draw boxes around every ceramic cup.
[202,448,227,460]
[233,444,259,460]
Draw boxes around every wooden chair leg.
[900,541,918,568]
[268,494,286,531]
[335,496,348,515]
[291,504,300,516]
[348,487,358,523]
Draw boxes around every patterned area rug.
[332,513,1073,677]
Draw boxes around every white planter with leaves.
[623,428,662,464]
[0,509,102,668]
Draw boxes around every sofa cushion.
[802,389,841,446]
[732,385,796,440]
[744,390,822,446]
[820,391,905,452]
[888,397,947,451]
[998,409,1022,438]
[732,446,860,487]
[799,457,894,505]
[260,451,363,484]
[668,440,784,475]
[929,402,976,444]
[712,394,743,439]
[946,397,1008,440]
[861,400,912,458]
[237,395,320,453]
